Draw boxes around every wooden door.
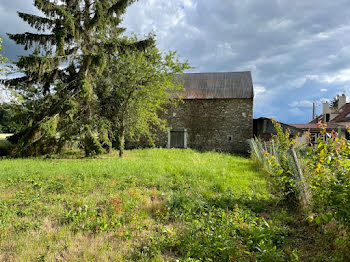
[170,130,185,148]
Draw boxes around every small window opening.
[228,135,233,142]
[325,113,330,122]
[346,131,350,140]
[310,133,318,145]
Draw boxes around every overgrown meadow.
[251,122,350,262]
[0,148,294,261]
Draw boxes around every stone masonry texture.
[155,98,253,153]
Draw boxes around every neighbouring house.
[289,94,350,144]
[253,117,300,141]
[154,71,254,153]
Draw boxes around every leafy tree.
[4,0,153,156]
[98,40,189,157]
[0,106,16,134]
[330,96,339,108]
[0,107,8,133]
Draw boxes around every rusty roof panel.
[176,71,254,99]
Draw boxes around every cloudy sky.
[1,0,350,123]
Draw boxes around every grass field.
[0,148,297,261]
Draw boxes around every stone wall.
[155,98,253,153]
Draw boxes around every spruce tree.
[0,36,6,101]
[0,36,6,73]
[5,0,151,156]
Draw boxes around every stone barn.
[156,71,254,153]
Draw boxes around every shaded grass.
[0,134,13,156]
[0,149,289,261]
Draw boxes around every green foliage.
[81,77,93,101]
[270,120,299,204]
[306,125,350,229]
[251,122,350,260]
[0,106,15,133]
[0,36,7,74]
[0,134,14,156]
[81,125,105,156]
[98,39,189,156]
[170,207,286,261]
[136,205,287,261]
[330,97,339,108]
[5,1,178,157]
[250,121,299,206]
[0,36,9,106]
[39,114,58,137]
[63,204,120,233]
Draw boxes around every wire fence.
[249,138,310,209]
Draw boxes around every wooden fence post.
[251,140,259,160]
[291,148,309,207]
[264,141,267,152]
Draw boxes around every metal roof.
[289,123,347,131]
[177,71,254,99]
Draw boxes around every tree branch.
[7,32,55,50]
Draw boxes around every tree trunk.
[119,135,124,158]
[119,128,125,158]
[106,145,111,154]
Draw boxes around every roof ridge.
[178,71,252,76]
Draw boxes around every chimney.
[312,103,316,120]
[322,101,329,115]
[338,94,347,109]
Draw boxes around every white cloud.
[322,69,350,83]
[289,100,313,108]
[262,18,294,32]
[2,0,350,123]
[254,85,266,96]
[289,107,305,116]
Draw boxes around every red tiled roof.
[309,114,323,124]
[308,103,350,124]
[331,103,350,122]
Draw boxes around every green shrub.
[63,204,121,233]
[250,121,300,206]
[251,121,350,260]
[173,207,287,261]
[136,205,288,261]
[306,125,350,229]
